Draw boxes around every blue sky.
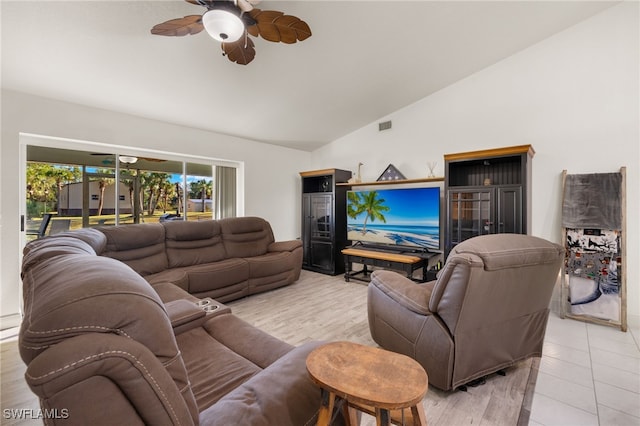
[85,168,209,185]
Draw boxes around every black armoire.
[444,145,534,257]
[300,169,352,275]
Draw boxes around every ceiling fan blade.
[184,0,216,6]
[222,35,256,65]
[247,9,311,44]
[139,157,167,162]
[185,0,252,11]
[151,15,204,36]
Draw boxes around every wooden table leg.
[410,402,427,426]
[375,408,391,426]
[343,403,359,426]
[317,389,335,426]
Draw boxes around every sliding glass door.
[23,142,239,240]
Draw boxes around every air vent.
[378,120,392,131]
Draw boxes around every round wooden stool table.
[306,341,428,426]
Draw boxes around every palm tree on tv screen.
[347,191,389,235]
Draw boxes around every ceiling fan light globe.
[119,156,138,164]
[202,9,244,43]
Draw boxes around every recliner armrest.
[370,270,435,315]
[165,299,231,335]
[165,300,206,330]
[267,240,302,253]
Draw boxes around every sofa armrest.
[370,270,435,316]
[267,240,302,253]
[165,299,206,332]
[165,298,232,335]
[25,333,197,426]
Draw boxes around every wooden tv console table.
[341,247,442,283]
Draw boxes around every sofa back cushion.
[99,223,168,276]
[22,230,105,274]
[219,217,275,258]
[163,220,227,268]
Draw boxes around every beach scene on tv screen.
[347,187,440,250]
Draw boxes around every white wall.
[312,3,639,315]
[0,90,311,327]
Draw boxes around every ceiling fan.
[150,0,312,65]
[90,153,167,164]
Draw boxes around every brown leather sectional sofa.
[95,216,303,301]
[19,217,322,425]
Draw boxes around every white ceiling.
[1,1,616,151]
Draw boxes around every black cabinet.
[300,169,352,275]
[448,185,522,247]
[444,145,533,257]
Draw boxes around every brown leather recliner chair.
[367,234,564,391]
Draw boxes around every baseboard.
[1,313,22,331]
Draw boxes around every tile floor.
[529,313,640,426]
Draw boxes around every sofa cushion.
[198,341,324,426]
[219,217,274,258]
[176,326,262,411]
[99,223,168,276]
[146,259,250,300]
[245,252,297,293]
[202,314,294,369]
[191,282,250,303]
[246,252,295,278]
[163,220,228,268]
[182,259,250,296]
[182,314,311,421]
[145,268,190,292]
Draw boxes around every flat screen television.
[347,187,440,251]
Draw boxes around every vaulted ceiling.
[1,1,616,151]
